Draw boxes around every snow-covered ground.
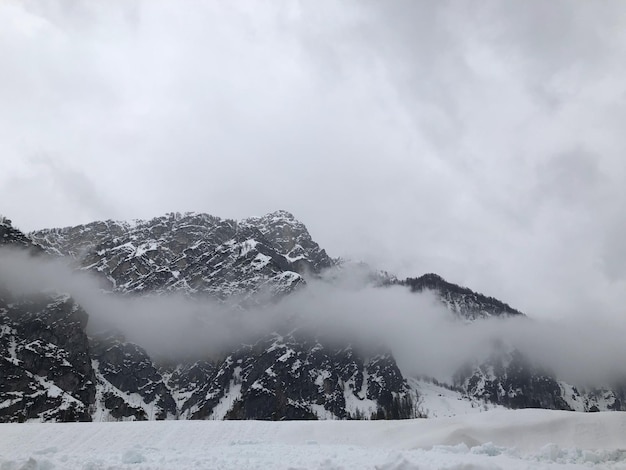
[1,409,626,469]
[409,378,504,418]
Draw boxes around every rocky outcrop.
[2,211,624,422]
[90,333,177,420]
[1,219,97,422]
[240,210,333,274]
[182,330,415,420]
[453,346,626,412]
[30,211,333,299]
[0,294,96,422]
[401,273,523,320]
[454,348,571,410]
[1,217,35,248]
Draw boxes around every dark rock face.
[161,360,216,412]
[2,213,417,422]
[398,274,626,413]
[30,211,333,299]
[401,273,523,320]
[1,220,96,422]
[452,345,626,412]
[580,387,626,412]
[90,333,177,420]
[1,218,34,248]
[454,348,571,411]
[182,331,415,420]
[3,211,626,421]
[0,294,96,422]
[239,211,333,274]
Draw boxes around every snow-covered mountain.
[29,211,331,300]
[401,273,523,320]
[2,214,413,421]
[1,212,624,422]
[177,331,413,421]
[0,292,95,422]
[453,346,626,413]
[1,216,40,251]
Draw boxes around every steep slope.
[6,215,410,421]
[3,211,625,422]
[0,293,96,422]
[401,273,523,320]
[399,275,626,412]
[180,330,415,420]
[0,220,175,422]
[239,210,332,273]
[453,348,572,411]
[1,216,35,248]
[454,348,626,412]
[90,333,178,421]
[1,219,96,422]
[407,377,503,418]
[30,211,332,300]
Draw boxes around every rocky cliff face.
[1,219,96,422]
[454,347,626,413]
[401,273,523,320]
[180,331,414,421]
[29,211,332,300]
[1,217,41,252]
[454,348,571,410]
[90,333,178,421]
[1,212,623,421]
[0,293,96,422]
[239,211,333,274]
[3,214,413,422]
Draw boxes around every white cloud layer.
[1,0,626,319]
[2,248,626,387]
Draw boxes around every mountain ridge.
[29,211,331,300]
[401,273,524,320]
[2,211,624,422]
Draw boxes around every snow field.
[1,409,626,469]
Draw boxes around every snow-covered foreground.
[1,410,626,470]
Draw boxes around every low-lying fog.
[1,247,625,388]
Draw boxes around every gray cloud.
[2,248,626,387]
[1,0,626,320]
[2,155,118,229]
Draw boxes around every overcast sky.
[1,0,626,320]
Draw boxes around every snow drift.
[1,409,626,469]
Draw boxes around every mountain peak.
[241,211,332,273]
[402,273,524,320]
[0,217,37,248]
[243,210,297,224]
[414,273,446,284]
[28,210,333,297]
[265,209,296,219]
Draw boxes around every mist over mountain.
[2,211,626,423]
